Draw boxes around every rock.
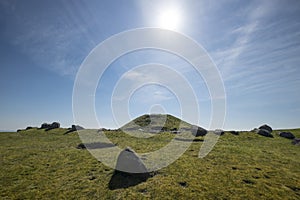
[25,126,33,130]
[259,124,273,133]
[292,138,300,146]
[214,129,225,136]
[45,122,60,131]
[257,129,273,138]
[115,147,149,174]
[51,122,60,129]
[40,123,51,129]
[192,126,208,137]
[279,132,295,139]
[76,143,86,149]
[108,147,151,190]
[17,129,22,132]
[71,125,84,131]
[230,131,239,135]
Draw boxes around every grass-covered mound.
[0,127,299,199]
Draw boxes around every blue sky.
[0,0,300,131]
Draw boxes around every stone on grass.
[230,131,239,135]
[115,147,148,174]
[279,132,295,139]
[192,126,208,137]
[257,129,273,138]
[259,124,273,133]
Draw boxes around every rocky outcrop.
[257,129,273,138]
[257,124,273,138]
[259,124,272,133]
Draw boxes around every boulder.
[292,138,300,146]
[41,122,60,131]
[230,131,239,135]
[25,126,33,130]
[109,147,151,189]
[71,125,84,131]
[192,126,208,137]
[115,147,148,174]
[51,122,60,129]
[279,132,295,139]
[259,124,273,133]
[40,123,51,129]
[257,129,273,138]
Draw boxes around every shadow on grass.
[76,142,115,149]
[108,170,152,190]
[174,138,204,142]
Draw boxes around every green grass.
[0,128,299,199]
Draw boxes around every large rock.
[115,147,148,174]
[279,132,295,139]
[41,122,60,131]
[109,147,151,190]
[292,138,300,146]
[192,126,207,137]
[40,123,51,129]
[257,129,273,138]
[230,131,239,135]
[259,124,273,133]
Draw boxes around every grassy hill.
[122,114,192,131]
[0,122,300,199]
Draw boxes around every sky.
[0,0,300,131]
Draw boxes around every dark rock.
[51,122,60,128]
[40,123,51,129]
[292,138,300,146]
[108,147,152,190]
[17,129,22,132]
[73,125,84,131]
[66,125,84,133]
[259,124,273,133]
[45,122,60,131]
[178,181,187,187]
[279,132,295,139]
[257,129,273,138]
[76,143,86,149]
[25,126,33,130]
[192,126,208,137]
[230,131,239,135]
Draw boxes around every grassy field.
[0,128,299,199]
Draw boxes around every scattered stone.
[292,138,300,146]
[259,124,273,133]
[257,129,273,138]
[279,132,295,139]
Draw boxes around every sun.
[157,8,181,30]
